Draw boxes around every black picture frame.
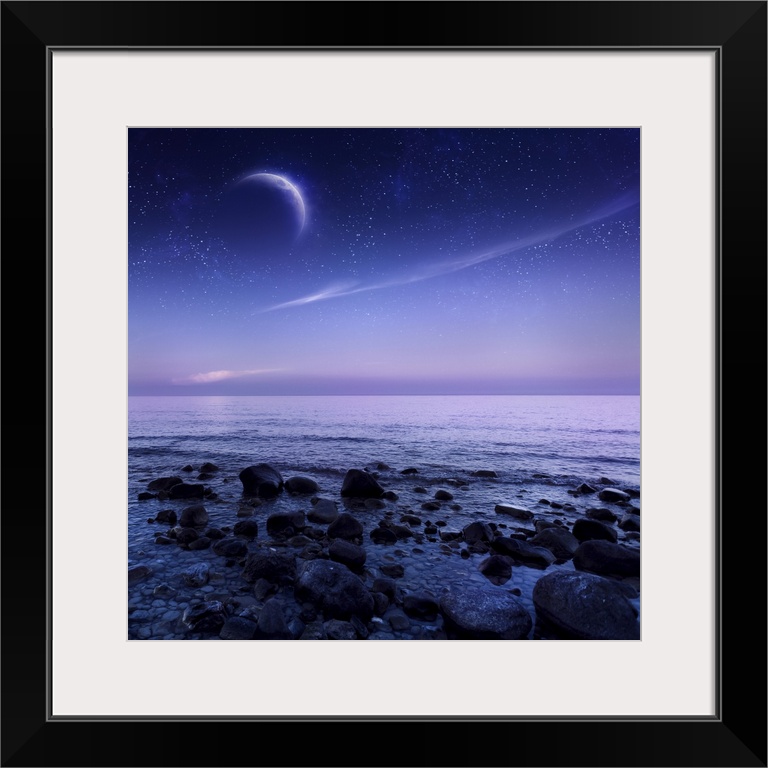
[5,2,765,766]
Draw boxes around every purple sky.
[129,128,640,395]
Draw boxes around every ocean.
[127,396,640,639]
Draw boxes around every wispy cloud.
[260,190,639,313]
[172,369,283,385]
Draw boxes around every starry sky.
[128,128,640,395]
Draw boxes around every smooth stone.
[307,499,339,524]
[434,490,454,501]
[495,503,534,520]
[370,527,397,544]
[586,508,618,523]
[294,560,374,620]
[327,513,363,540]
[187,536,211,551]
[530,527,580,560]
[598,487,631,503]
[462,521,494,544]
[239,464,284,498]
[181,601,226,632]
[340,469,385,499]
[220,616,258,640]
[572,518,618,543]
[440,587,532,640]
[147,476,183,491]
[619,513,641,532]
[285,476,320,495]
[573,540,641,578]
[329,540,367,571]
[182,563,209,587]
[255,599,291,639]
[324,619,358,640]
[233,519,259,539]
[179,504,208,528]
[490,537,556,569]
[241,549,297,584]
[471,470,498,478]
[478,554,513,585]
[169,483,205,500]
[155,509,177,525]
[402,593,439,621]
[128,565,152,584]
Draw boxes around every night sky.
[128,128,640,395]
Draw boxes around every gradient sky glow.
[129,128,640,395]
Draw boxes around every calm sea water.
[129,395,639,549]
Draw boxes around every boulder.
[169,483,205,500]
[266,511,306,538]
[254,599,291,639]
[155,509,177,525]
[532,570,640,640]
[434,490,454,501]
[329,540,367,571]
[239,464,284,498]
[175,527,200,547]
[307,499,339,524]
[619,513,641,532]
[573,540,641,578]
[402,593,439,621]
[370,527,397,544]
[400,467,419,475]
[576,483,597,494]
[181,601,226,632]
[598,487,631,503]
[211,538,248,559]
[340,469,385,499]
[200,462,219,473]
[233,519,259,539]
[147,476,183,492]
[324,619,358,640]
[439,587,532,640]
[179,504,208,528]
[530,527,580,560]
[188,537,211,551]
[491,537,556,569]
[220,617,257,640]
[478,555,513,585]
[585,508,618,523]
[182,563,209,587]
[241,549,297,584]
[128,565,152,584]
[471,470,498,478]
[462,521,494,544]
[137,492,156,501]
[572,518,618,543]
[327,513,363,540]
[285,476,320,495]
[495,503,534,521]
[295,560,374,620]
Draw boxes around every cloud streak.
[260,190,639,313]
[172,369,283,385]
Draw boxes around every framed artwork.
[7,1,765,766]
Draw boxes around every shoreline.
[128,462,640,641]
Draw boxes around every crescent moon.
[243,172,306,234]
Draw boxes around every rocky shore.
[128,462,640,640]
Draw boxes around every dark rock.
[204,527,226,540]
[175,527,200,547]
[403,593,439,621]
[530,527,580,560]
[550,501,564,509]
[438,530,462,542]
[239,464,284,498]
[599,476,616,485]
[573,540,641,578]
[295,560,374,620]
[220,616,257,640]
[200,462,219,473]
[382,491,399,502]
[285,475,320,495]
[400,514,422,526]
[370,527,397,544]
[308,498,339,524]
[182,563,209,587]
[182,601,226,632]
[572,518,618,543]
[364,498,387,510]
[532,570,640,639]
[155,509,177,525]
[179,504,208,528]
[440,587,532,640]
[197,472,214,480]
[586,508,618,523]
[462,521,494,544]
[147,476,183,492]
[255,599,291,639]
[623,488,641,498]
[137,492,156,501]
[340,469,384,499]
[155,536,173,545]
[472,470,498,478]
[535,520,558,533]
[538,499,551,505]
[380,564,404,579]
[211,538,248,559]
[619,513,641,532]
[300,622,328,640]
[423,525,438,535]
[266,511,305,538]
[181,465,194,472]
[128,565,152,584]
[329,540,367,571]
[577,483,597,494]
[389,524,413,540]
[400,467,419,475]
[478,555,513,585]
[324,619,358,640]
[414,487,428,494]
[169,483,205,500]
[350,615,369,639]
[421,501,441,512]
[372,577,397,600]
[233,519,259,539]
[495,503,534,520]
[386,610,411,631]
[434,489,454,501]
[376,463,391,471]
[372,592,390,616]
[188,536,211,551]
[327,513,363,540]
[241,549,296,584]
[598,487,631,503]
[491,537,556,569]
